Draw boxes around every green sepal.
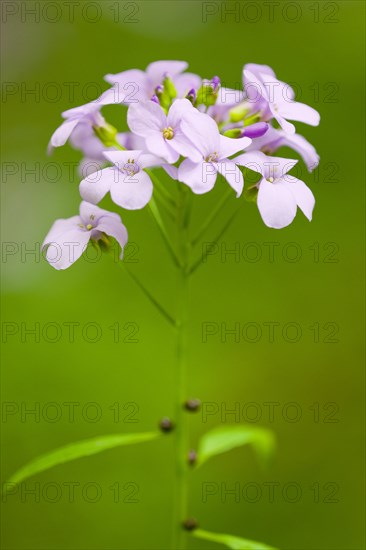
[229,104,250,123]
[162,75,177,100]
[243,184,259,203]
[223,128,242,138]
[196,84,219,107]
[93,123,118,147]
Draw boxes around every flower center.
[267,177,274,183]
[205,152,219,163]
[163,126,174,140]
[78,214,96,231]
[123,159,139,176]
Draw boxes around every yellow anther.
[163,126,174,140]
[86,224,93,230]
[206,152,219,162]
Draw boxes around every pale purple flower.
[105,60,201,103]
[42,201,128,270]
[80,150,163,210]
[178,110,252,196]
[246,125,320,172]
[70,126,146,177]
[127,99,201,163]
[243,63,320,134]
[48,88,120,150]
[235,151,315,228]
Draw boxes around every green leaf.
[3,432,160,490]
[196,425,275,468]
[192,529,278,550]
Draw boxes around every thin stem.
[154,187,177,222]
[120,262,177,328]
[146,168,177,208]
[191,188,232,247]
[148,198,182,269]
[189,204,243,275]
[172,187,191,550]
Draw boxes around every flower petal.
[219,135,252,159]
[257,178,297,229]
[145,134,179,163]
[79,166,116,204]
[279,131,320,172]
[279,101,320,127]
[44,226,90,270]
[110,169,153,210]
[104,69,148,103]
[181,110,220,157]
[174,73,201,97]
[146,60,188,86]
[234,150,269,176]
[50,119,79,147]
[216,160,244,197]
[162,164,179,180]
[281,176,315,221]
[127,101,166,136]
[178,159,217,194]
[42,216,81,248]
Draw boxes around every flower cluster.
[44,60,320,269]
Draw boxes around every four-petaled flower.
[243,63,320,134]
[42,201,128,270]
[127,98,201,164]
[235,150,315,228]
[79,150,163,210]
[178,110,252,196]
[48,88,120,150]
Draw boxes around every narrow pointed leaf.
[197,425,275,467]
[192,529,278,550]
[4,432,160,489]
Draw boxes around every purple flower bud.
[242,122,269,139]
[151,95,160,104]
[211,76,220,90]
[186,88,196,101]
[155,85,164,95]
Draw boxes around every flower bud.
[196,76,221,107]
[162,74,177,100]
[187,449,197,466]
[184,399,201,412]
[155,85,170,112]
[185,88,196,104]
[229,104,250,123]
[159,417,174,433]
[182,518,198,531]
[241,122,269,139]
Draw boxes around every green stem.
[146,168,177,208]
[148,198,182,269]
[120,263,177,328]
[191,188,232,247]
[172,187,191,550]
[189,204,243,275]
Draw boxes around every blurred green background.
[1,1,365,549]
